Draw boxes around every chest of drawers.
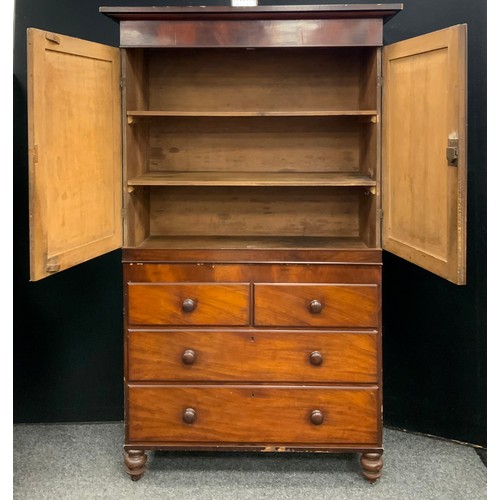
[122,249,382,481]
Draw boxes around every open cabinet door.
[382,25,467,284]
[27,29,122,281]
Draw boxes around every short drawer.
[127,385,379,444]
[254,284,378,328]
[128,330,378,383]
[128,283,250,326]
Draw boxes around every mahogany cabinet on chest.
[27,4,467,482]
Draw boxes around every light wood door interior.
[27,29,122,281]
[382,25,467,284]
[123,47,381,250]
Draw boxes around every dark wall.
[13,0,486,445]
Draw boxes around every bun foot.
[360,452,383,483]
[124,449,147,481]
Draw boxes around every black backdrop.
[13,0,487,446]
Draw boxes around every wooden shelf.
[136,236,371,250]
[128,172,377,187]
[127,110,378,119]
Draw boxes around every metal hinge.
[121,208,127,219]
[120,77,126,89]
[377,208,384,220]
[377,76,383,87]
[446,138,459,167]
[33,145,38,164]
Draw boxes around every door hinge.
[446,138,459,167]
[377,208,384,220]
[121,208,127,219]
[120,77,126,89]
[377,76,383,87]
[32,145,39,164]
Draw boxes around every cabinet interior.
[123,47,380,250]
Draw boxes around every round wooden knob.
[309,351,323,366]
[310,410,324,425]
[182,298,197,313]
[309,300,323,314]
[182,349,196,365]
[183,408,196,424]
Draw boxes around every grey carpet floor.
[14,423,486,500]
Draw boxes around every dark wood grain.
[128,283,250,326]
[124,262,381,285]
[123,443,384,453]
[254,284,378,328]
[127,330,378,383]
[119,19,382,48]
[127,385,379,444]
[122,248,382,264]
[100,5,403,22]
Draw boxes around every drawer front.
[125,262,382,285]
[128,283,250,326]
[128,330,378,383]
[254,284,378,327]
[127,385,379,444]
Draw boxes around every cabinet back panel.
[145,48,374,111]
[148,117,362,173]
[149,187,360,238]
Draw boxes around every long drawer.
[127,385,379,444]
[128,283,250,326]
[127,330,378,383]
[254,284,378,327]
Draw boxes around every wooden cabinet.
[27,4,467,482]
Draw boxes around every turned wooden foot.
[360,452,383,483]
[124,449,147,481]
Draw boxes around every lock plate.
[446,138,459,166]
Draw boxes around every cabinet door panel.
[382,25,467,284]
[27,29,122,281]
